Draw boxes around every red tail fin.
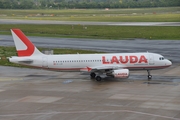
[11,29,42,56]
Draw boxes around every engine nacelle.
[112,69,129,78]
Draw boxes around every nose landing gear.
[147,70,152,80]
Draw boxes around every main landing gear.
[90,72,102,81]
[95,76,102,81]
[147,70,152,80]
[90,72,96,78]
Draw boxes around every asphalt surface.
[0,35,180,63]
[0,64,180,120]
[0,19,180,26]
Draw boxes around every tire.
[148,75,152,80]
[95,76,102,81]
[90,72,96,78]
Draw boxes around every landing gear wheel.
[148,75,152,80]
[147,70,152,80]
[95,76,102,81]
[90,72,96,78]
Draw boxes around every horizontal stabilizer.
[9,57,33,64]
[18,59,33,63]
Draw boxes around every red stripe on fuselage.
[23,65,171,71]
[13,29,35,57]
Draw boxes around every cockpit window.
[159,57,165,60]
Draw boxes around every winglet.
[11,29,43,57]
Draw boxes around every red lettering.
[102,56,109,64]
[102,55,147,64]
[120,56,128,64]
[111,56,119,64]
[130,56,138,63]
[139,55,148,63]
[117,73,127,75]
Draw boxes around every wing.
[80,65,126,72]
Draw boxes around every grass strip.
[2,13,180,22]
[0,24,179,40]
[0,7,179,22]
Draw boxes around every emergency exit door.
[42,57,48,68]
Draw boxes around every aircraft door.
[149,54,154,65]
[42,57,48,68]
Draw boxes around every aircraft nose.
[166,60,172,66]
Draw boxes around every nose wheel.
[147,70,152,80]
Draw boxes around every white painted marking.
[0,110,178,120]
[0,77,23,81]
[109,94,175,102]
[109,94,155,100]
[18,96,63,103]
[0,89,5,92]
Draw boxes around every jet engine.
[112,69,129,78]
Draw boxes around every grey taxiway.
[0,35,180,63]
[0,19,180,26]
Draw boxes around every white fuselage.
[9,29,172,80]
[9,52,172,71]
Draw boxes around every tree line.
[0,0,179,9]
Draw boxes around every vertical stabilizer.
[11,29,43,57]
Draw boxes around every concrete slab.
[0,65,180,120]
[165,66,180,76]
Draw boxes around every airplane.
[9,29,172,81]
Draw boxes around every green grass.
[0,46,102,67]
[0,7,179,22]
[1,7,179,15]
[0,24,179,40]
[4,13,178,22]
[2,13,179,22]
